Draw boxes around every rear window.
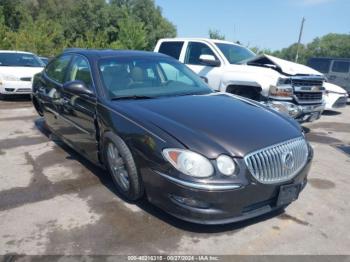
[307,58,331,74]
[332,61,350,73]
[158,41,184,60]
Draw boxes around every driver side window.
[185,42,217,66]
[67,56,93,89]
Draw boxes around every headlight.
[269,85,293,99]
[2,75,19,81]
[263,101,301,118]
[216,155,236,176]
[162,149,214,178]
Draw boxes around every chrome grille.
[244,137,308,184]
[295,92,323,101]
[292,79,323,87]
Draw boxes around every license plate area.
[277,184,300,206]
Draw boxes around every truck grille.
[244,137,308,184]
[291,77,324,104]
[292,79,323,87]
[294,92,323,101]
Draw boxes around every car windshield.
[215,43,256,64]
[0,52,45,67]
[99,56,213,99]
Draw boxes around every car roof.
[64,49,170,59]
[0,50,35,55]
[158,38,242,46]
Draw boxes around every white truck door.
[184,41,223,90]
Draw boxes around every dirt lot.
[0,96,349,255]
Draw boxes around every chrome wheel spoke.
[107,142,130,191]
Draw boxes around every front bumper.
[265,100,325,123]
[142,154,312,225]
[0,80,32,95]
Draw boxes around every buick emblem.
[282,151,294,170]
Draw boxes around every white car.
[323,81,348,110]
[155,38,326,123]
[0,50,45,98]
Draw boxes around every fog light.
[216,155,236,176]
[170,195,210,209]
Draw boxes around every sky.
[154,0,350,51]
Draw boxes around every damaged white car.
[155,38,325,123]
[323,81,348,110]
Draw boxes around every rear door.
[39,54,73,134]
[184,41,223,89]
[329,60,350,92]
[59,55,98,162]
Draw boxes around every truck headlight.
[163,149,214,178]
[269,85,293,99]
[216,155,237,176]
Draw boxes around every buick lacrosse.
[32,50,312,224]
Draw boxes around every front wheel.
[103,132,144,201]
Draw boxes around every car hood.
[111,93,302,158]
[0,66,44,79]
[245,54,323,76]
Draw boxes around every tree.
[0,0,177,55]
[209,29,225,40]
[110,14,147,50]
[271,33,350,64]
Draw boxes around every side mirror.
[62,80,94,97]
[199,54,221,67]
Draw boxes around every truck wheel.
[103,132,144,201]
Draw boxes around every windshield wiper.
[111,95,154,100]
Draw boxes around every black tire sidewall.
[103,132,144,201]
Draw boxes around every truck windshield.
[99,56,213,99]
[215,43,256,64]
[0,53,45,67]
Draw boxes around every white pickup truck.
[154,38,326,122]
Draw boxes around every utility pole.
[295,17,305,63]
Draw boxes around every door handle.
[329,75,336,80]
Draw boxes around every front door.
[184,41,223,90]
[60,55,98,162]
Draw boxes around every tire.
[103,132,144,201]
[32,96,44,116]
